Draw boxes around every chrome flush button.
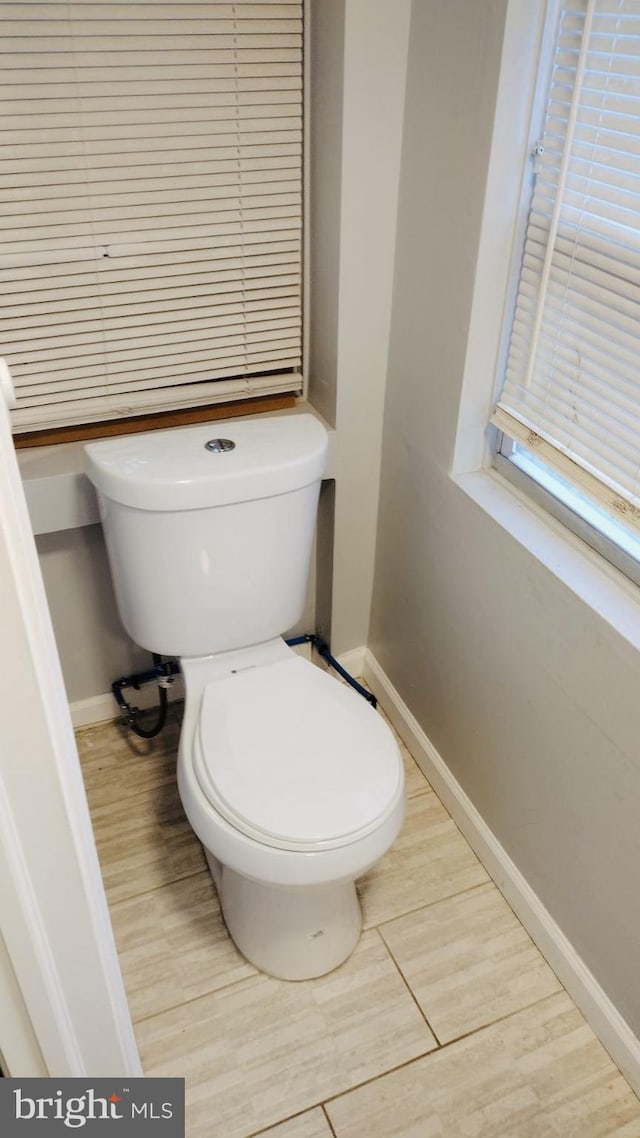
[204,438,235,453]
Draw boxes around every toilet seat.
[193,656,403,853]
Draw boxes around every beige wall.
[309,0,411,655]
[36,526,148,704]
[369,0,640,1035]
[307,0,344,427]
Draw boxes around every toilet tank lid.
[84,413,328,511]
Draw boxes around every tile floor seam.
[363,876,490,932]
[406,785,434,800]
[222,1045,444,1134]
[109,865,212,911]
[130,969,260,1029]
[372,879,492,931]
[105,864,207,908]
[77,726,180,748]
[135,962,442,1133]
[82,754,175,771]
[375,926,442,1047]
[85,783,177,808]
[80,745,177,762]
[130,917,442,1047]
[321,1104,337,1137]
[433,987,566,1051]
[320,1047,445,1112]
[86,782,180,811]
[318,991,576,1118]
[321,993,640,1136]
[241,1105,327,1138]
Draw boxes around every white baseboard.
[70,676,185,729]
[363,648,640,1096]
[70,693,118,729]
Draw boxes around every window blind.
[493,0,640,531]
[0,1,304,434]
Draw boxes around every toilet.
[85,413,405,980]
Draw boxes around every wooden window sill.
[13,392,297,449]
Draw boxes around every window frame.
[494,442,640,587]
[489,0,640,588]
[450,0,640,692]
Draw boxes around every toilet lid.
[195,656,403,850]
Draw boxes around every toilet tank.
[85,414,328,658]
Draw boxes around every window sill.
[452,466,640,656]
[18,404,336,536]
[18,441,101,535]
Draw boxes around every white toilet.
[85,413,405,980]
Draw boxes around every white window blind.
[493,0,640,532]
[0,1,303,434]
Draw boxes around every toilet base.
[205,851,362,980]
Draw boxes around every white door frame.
[0,364,141,1077]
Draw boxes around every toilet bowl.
[85,413,406,979]
[177,639,405,979]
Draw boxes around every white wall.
[0,934,46,1076]
[369,0,640,1037]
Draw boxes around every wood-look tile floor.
[76,702,640,1138]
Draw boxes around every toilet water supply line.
[284,634,377,708]
[111,634,376,738]
[111,655,178,739]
